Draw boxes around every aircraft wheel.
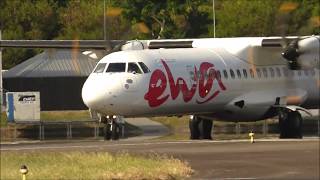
[105,123,112,140]
[290,111,303,138]
[279,111,303,139]
[189,115,201,139]
[200,119,213,140]
[111,121,120,140]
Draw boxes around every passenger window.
[304,70,309,76]
[276,67,281,77]
[262,68,268,78]
[106,63,126,72]
[243,69,248,78]
[269,68,275,78]
[216,70,221,80]
[138,62,151,73]
[236,69,241,78]
[223,70,228,79]
[128,62,142,74]
[93,63,107,73]
[230,69,235,79]
[208,70,214,79]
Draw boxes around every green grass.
[1,112,8,126]
[40,111,91,121]
[1,151,193,180]
[1,111,91,127]
[151,116,190,140]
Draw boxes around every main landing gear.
[100,115,122,140]
[189,115,213,140]
[278,109,303,139]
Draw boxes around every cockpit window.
[128,62,142,74]
[93,63,107,73]
[138,62,151,73]
[106,63,126,73]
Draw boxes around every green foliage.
[119,0,211,39]
[1,0,59,69]
[1,0,319,68]
[214,0,320,37]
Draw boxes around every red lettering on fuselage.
[144,60,226,107]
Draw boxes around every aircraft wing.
[0,40,126,50]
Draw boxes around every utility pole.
[212,0,216,38]
[104,0,106,41]
[0,30,2,113]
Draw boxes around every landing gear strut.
[189,115,213,140]
[278,110,303,138]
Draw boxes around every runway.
[1,138,319,179]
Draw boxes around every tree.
[118,0,211,39]
[57,0,133,40]
[214,0,281,37]
[213,0,319,37]
[0,0,58,69]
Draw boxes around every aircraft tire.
[200,119,213,140]
[111,121,120,140]
[279,111,303,139]
[105,123,112,140]
[189,116,201,139]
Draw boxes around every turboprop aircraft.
[1,36,319,140]
[81,36,319,139]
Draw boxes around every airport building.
[3,50,99,110]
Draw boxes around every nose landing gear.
[100,115,122,140]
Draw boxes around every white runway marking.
[1,138,318,151]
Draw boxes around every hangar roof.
[4,49,99,78]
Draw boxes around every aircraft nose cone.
[82,77,104,110]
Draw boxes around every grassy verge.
[1,111,91,127]
[40,110,91,121]
[1,112,7,127]
[151,116,190,140]
[1,151,193,180]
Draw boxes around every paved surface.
[1,139,319,179]
[124,117,170,141]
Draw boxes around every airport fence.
[0,118,319,142]
[0,120,141,142]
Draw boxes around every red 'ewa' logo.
[144,60,226,107]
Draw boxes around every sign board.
[6,92,40,122]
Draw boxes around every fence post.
[235,122,240,135]
[14,124,17,141]
[263,120,268,136]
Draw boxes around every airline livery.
[1,36,319,140]
[81,36,320,139]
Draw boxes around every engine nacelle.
[296,36,320,69]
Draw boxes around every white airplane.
[81,36,319,139]
[1,36,319,140]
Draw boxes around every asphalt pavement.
[1,139,319,179]
[1,118,319,179]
